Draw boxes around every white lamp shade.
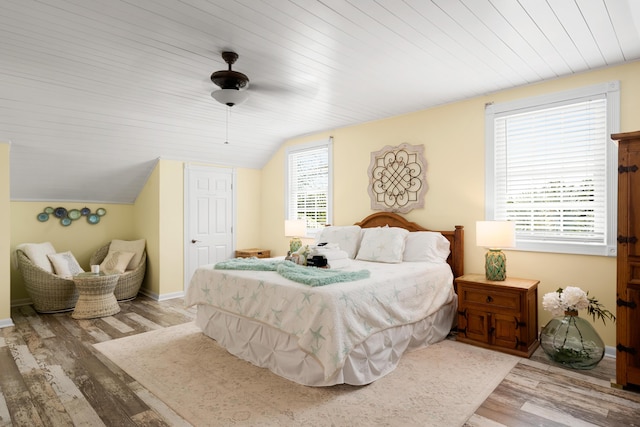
[285,219,306,237]
[476,221,516,249]
[211,89,249,107]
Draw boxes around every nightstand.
[455,274,539,358]
[235,248,271,258]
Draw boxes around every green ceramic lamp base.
[289,237,302,254]
[485,249,507,281]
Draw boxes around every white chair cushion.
[108,239,146,270]
[20,242,57,273]
[100,251,135,274]
[47,251,84,278]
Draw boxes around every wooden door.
[615,131,640,388]
[493,313,518,349]
[462,308,490,344]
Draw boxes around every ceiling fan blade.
[251,81,319,99]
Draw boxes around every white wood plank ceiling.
[1,0,639,203]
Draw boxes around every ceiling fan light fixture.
[210,51,250,107]
[211,88,250,107]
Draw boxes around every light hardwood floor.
[1,297,639,426]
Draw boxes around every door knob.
[191,239,200,244]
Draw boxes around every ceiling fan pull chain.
[225,106,230,144]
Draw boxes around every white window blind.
[286,139,332,236]
[486,82,619,256]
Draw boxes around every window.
[485,82,619,256]
[285,138,332,237]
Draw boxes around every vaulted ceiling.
[2,0,639,203]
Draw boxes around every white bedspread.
[185,260,454,380]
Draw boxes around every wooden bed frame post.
[451,225,464,278]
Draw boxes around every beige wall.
[0,143,10,324]
[260,61,640,347]
[158,159,184,297]
[133,160,161,296]
[236,168,263,249]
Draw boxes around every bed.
[185,212,464,386]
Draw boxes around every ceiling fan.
[210,51,250,107]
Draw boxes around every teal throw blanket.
[276,261,369,287]
[214,257,280,271]
[214,258,369,287]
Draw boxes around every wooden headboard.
[354,212,464,278]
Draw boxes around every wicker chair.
[90,242,146,301]
[17,249,79,313]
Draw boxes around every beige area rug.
[94,322,519,427]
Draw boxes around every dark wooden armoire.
[613,130,640,390]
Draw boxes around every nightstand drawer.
[235,249,271,258]
[459,287,520,311]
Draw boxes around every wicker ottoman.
[72,273,121,319]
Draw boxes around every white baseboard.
[157,291,185,301]
[605,345,616,359]
[0,317,15,329]
[139,289,185,301]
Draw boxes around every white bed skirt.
[195,294,457,387]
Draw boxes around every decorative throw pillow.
[47,251,84,278]
[314,226,362,259]
[20,242,57,273]
[100,251,135,274]
[356,227,409,263]
[403,231,451,263]
[108,239,146,270]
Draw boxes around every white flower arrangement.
[542,286,615,325]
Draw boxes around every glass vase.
[539,310,605,369]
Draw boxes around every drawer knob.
[486,295,494,303]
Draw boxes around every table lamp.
[285,219,306,254]
[476,221,516,281]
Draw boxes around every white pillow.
[356,227,409,263]
[108,239,146,270]
[100,251,135,274]
[20,242,57,273]
[315,226,362,259]
[403,231,451,263]
[47,251,84,278]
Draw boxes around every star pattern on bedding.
[201,283,211,299]
[250,290,260,303]
[301,291,313,304]
[391,286,401,301]
[271,307,283,323]
[186,261,454,381]
[232,291,244,308]
[310,326,326,344]
[339,292,352,306]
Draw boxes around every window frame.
[285,138,333,238]
[484,81,620,257]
